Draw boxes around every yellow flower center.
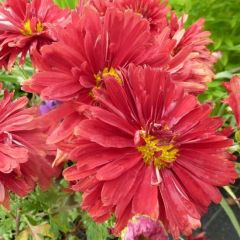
[36,21,44,33]
[21,19,44,36]
[137,134,178,169]
[94,67,122,86]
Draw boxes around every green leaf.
[82,213,110,240]
[215,71,232,79]
[17,223,55,240]
[51,212,71,233]
[220,197,240,237]
[223,186,240,208]
[16,230,29,240]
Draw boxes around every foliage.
[0,180,114,240]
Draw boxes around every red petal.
[75,119,134,148]
[173,163,221,213]
[177,151,237,186]
[101,162,143,206]
[132,167,159,219]
[160,169,201,239]
[96,151,141,181]
[79,105,136,135]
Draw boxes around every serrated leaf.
[30,223,55,239]
[16,230,29,240]
[51,212,71,233]
[17,223,55,240]
[86,222,109,240]
[82,213,110,240]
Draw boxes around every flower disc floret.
[137,134,178,168]
[94,67,122,86]
[21,19,44,36]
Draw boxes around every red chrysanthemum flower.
[167,13,217,93]
[224,76,240,127]
[115,0,169,32]
[0,0,70,69]
[23,1,216,100]
[63,65,237,239]
[22,6,170,101]
[86,0,169,32]
[75,1,216,94]
[0,87,59,207]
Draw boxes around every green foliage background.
[54,0,78,9]
[0,0,239,239]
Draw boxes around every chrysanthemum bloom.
[75,1,216,94]
[86,0,169,32]
[121,215,168,240]
[167,13,217,93]
[23,1,217,100]
[22,6,171,101]
[116,0,169,32]
[0,0,70,69]
[0,88,59,207]
[22,1,174,165]
[224,76,240,127]
[63,65,237,239]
